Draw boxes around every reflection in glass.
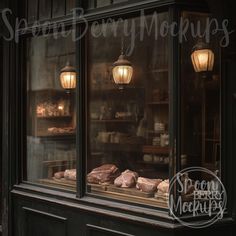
[87,13,170,208]
[181,12,221,177]
[26,33,77,191]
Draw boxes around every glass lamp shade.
[191,42,214,73]
[112,54,133,85]
[60,63,76,90]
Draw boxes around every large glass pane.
[26,33,77,191]
[86,13,170,208]
[180,12,221,175]
[175,12,223,220]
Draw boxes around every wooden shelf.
[205,138,220,142]
[138,161,169,166]
[31,88,73,94]
[37,133,76,140]
[91,119,136,123]
[148,68,168,73]
[106,185,154,198]
[147,130,167,134]
[43,159,76,166]
[142,146,169,154]
[90,87,145,102]
[147,101,169,105]
[91,86,145,94]
[39,178,76,191]
[37,115,72,119]
[93,143,142,153]
[88,184,168,208]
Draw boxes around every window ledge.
[12,183,175,229]
[11,183,235,230]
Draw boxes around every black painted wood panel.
[113,0,128,3]
[96,0,112,7]
[12,192,236,236]
[66,0,76,15]
[39,0,52,20]
[23,207,67,236]
[86,224,134,236]
[27,0,71,22]
[27,0,38,23]
[53,0,66,18]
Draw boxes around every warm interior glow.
[112,65,133,85]
[191,49,214,73]
[60,72,76,89]
[58,105,64,110]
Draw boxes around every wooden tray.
[87,184,168,208]
[91,187,168,208]
[155,192,169,201]
[87,183,108,192]
[39,178,76,190]
[53,177,76,186]
[107,185,154,198]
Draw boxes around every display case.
[180,12,221,174]
[3,0,236,236]
[23,0,223,218]
[84,9,221,210]
[85,12,170,207]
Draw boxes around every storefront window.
[86,13,170,207]
[180,12,221,176]
[23,8,222,211]
[26,33,77,191]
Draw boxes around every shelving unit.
[146,101,169,105]
[143,49,169,156]
[89,79,145,170]
[37,115,72,119]
[140,38,169,178]
[91,119,136,123]
[29,89,76,138]
[87,22,170,183]
[147,68,168,74]
[37,133,76,140]
[28,89,76,183]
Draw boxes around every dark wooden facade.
[1,0,236,236]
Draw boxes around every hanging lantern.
[60,61,76,91]
[112,53,133,88]
[191,41,214,73]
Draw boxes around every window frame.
[82,7,172,212]
[15,0,232,224]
